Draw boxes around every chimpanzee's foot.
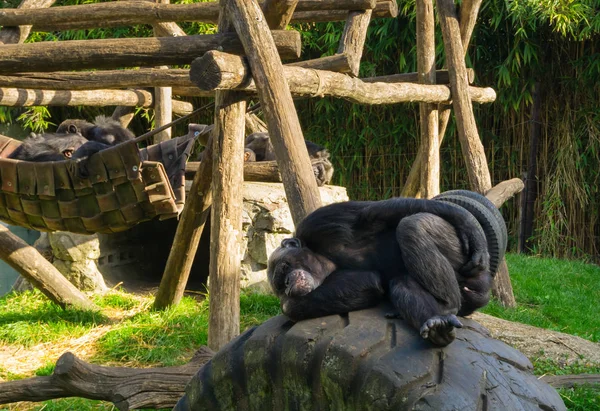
[420,314,463,347]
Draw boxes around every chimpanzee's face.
[267,238,332,298]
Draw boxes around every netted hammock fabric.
[0,129,201,235]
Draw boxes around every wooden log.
[189,50,496,104]
[337,8,372,76]
[293,0,397,23]
[0,87,192,114]
[0,224,97,311]
[262,0,299,29]
[485,178,525,208]
[0,31,301,74]
[541,374,600,389]
[2,0,383,31]
[245,112,268,135]
[226,0,322,226]
[363,68,475,84]
[0,348,214,409]
[0,0,55,45]
[154,125,215,310]
[417,0,439,198]
[436,0,491,193]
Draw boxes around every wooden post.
[206,4,246,351]
[337,9,373,76]
[154,133,215,310]
[225,0,322,226]
[416,0,439,198]
[111,106,135,128]
[403,0,483,197]
[0,225,97,311]
[435,0,491,193]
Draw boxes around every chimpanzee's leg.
[281,270,384,322]
[391,213,468,345]
[388,276,463,346]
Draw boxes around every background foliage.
[0,0,598,261]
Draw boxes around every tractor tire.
[434,193,507,276]
[434,190,508,257]
[175,304,566,411]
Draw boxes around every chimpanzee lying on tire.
[267,191,506,346]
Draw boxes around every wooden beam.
[0,0,55,45]
[0,224,97,311]
[485,178,524,208]
[245,112,268,135]
[293,0,397,23]
[225,0,322,226]
[186,160,282,182]
[436,0,491,193]
[189,51,496,105]
[111,106,135,128]
[0,31,301,74]
[287,53,352,73]
[0,87,192,114]
[541,374,600,389]
[417,0,439,199]
[1,0,383,31]
[337,9,372,76]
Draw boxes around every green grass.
[482,253,600,342]
[0,255,598,410]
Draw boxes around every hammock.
[0,127,205,235]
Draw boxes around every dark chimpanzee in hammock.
[245,132,334,186]
[56,115,136,146]
[9,133,111,162]
[267,197,494,346]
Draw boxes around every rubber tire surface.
[175,304,566,411]
[433,194,507,276]
[434,190,508,252]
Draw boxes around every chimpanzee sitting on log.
[267,194,496,346]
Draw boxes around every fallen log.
[185,160,281,182]
[0,347,214,410]
[540,374,600,389]
[0,31,301,74]
[190,50,496,105]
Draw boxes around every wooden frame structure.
[0,0,517,352]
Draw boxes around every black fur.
[56,115,135,146]
[267,197,493,347]
[9,133,110,162]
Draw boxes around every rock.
[49,232,101,262]
[53,259,107,293]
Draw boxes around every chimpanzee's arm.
[358,198,488,265]
[281,270,384,321]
